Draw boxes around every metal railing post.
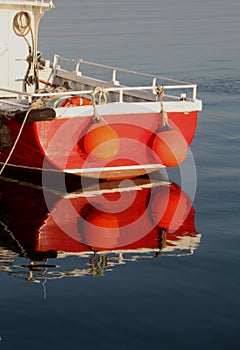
[119,89,123,102]
[75,59,83,76]
[111,69,119,85]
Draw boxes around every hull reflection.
[0,175,201,281]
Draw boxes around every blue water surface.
[0,0,240,349]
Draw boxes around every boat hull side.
[0,118,45,168]
[0,110,198,179]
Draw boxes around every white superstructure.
[0,0,53,95]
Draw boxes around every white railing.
[54,55,198,100]
[0,84,197,104]
[0,54,198,102]
[56,55,191,85]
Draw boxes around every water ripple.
[198,74,240,95]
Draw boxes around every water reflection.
[0,174,201,282]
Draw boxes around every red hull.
[1,111,198,178]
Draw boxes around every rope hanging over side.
[0,109,32,176]
[155,85,169,129]
[90,87,109,123]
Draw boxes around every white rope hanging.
[91,87,109,123]
[155,85,169,129]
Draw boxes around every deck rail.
[54,55,197,100]
[0,55,198,102]
[0,84,197,104]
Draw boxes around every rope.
[30,98,45,109]
[12,11,32,43]
[12,11,39,91]
[155,85,169,128]
[0,109,32,176]
[0,220,27,257]
[90,87,109,123]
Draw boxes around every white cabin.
[0,0,53,96]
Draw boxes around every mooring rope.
[0,109,32,176]
[155,85,169,128]
[90,87,109,123]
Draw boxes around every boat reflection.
[0,175,201,281]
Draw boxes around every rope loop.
[155,85,169,128]
[155,85,165,101]
[90,87,109,123]
[12,11,39,92]
[13,11,31,37]
[91,87,109,105]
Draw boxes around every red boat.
[0,176,200,280]
[0,1,202,180]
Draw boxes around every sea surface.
[0,0,240,349]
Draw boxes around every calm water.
[0,0,240,349]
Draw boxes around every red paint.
[0,110,198,176]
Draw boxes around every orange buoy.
[151,185,192,231]
[82,208,120,250]
[84,121,119,160]
[60,96,92,107]
[152,129,188,167]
